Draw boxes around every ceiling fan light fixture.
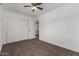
[32,6,38,12]
[24,3,43,12]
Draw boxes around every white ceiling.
[2,3,64,18]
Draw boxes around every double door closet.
[2,11,39,44]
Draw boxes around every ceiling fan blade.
[31,3,35,6]
[35,3,42,5]
[24,5,31,7]
[37,7,43,10]
[31,3,42,6]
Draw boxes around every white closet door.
[6,17,36,43]
[19,20,29,40]
[6,18,21,43]
[28,20,36,39]
[6,18,30,43]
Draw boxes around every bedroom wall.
[0,5,2,51]
[2,10,36,44]
[39,4,79,52]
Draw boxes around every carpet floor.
[1,39,79,56]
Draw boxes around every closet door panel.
[7,18,20,43]
[29,30,36,39]
[28,20,36,39]
[29,20,35,31]
[19,20,29,40]
[6,18,36,43]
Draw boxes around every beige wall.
[39,4,79,52]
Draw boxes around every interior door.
[19,20,29,40]
[6,17,36,43]
[6,18,21,43]
[28,20,36,39]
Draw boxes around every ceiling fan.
[24,3,43,12]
